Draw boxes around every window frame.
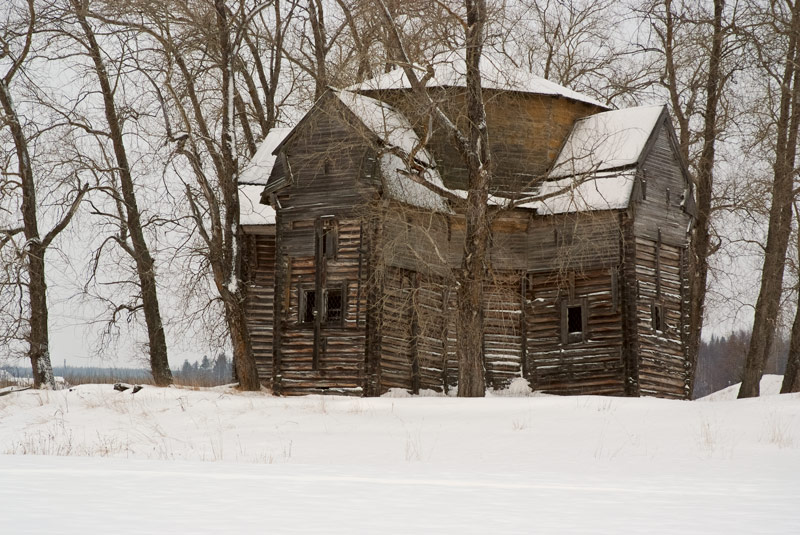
[561,297,588,345]
[298,286,317,325]
[651,300,667,333]
[297,284,347,328]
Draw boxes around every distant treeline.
[694,330,788,398]
[1,354,234,387]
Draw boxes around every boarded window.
[317,217,338,260]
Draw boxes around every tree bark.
[781,203,800,393]
[739,0,800,398]
[455,0,490,397]
[215,0,261,391]
[0,16,56,388]
[686,0,725,396]
[73,3,173,386]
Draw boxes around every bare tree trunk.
[215,0,261,391]
[0,89,53,389]
[0,2,85,387]
[72,3,172,386]
[455,0,490,397]
[781,202,800,393]
[687,0,725,395]
[374,0,493,395]
[740,1,800,398]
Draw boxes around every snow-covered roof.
[347,55,606,108]
[239,185,275,226]
[336,90,432,166]
[521,170,637,215]
[379,153,452,213]
[336,90,454,212]
[239,128,293,185]
[549,105,664,178]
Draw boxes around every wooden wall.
[268,104,373,394]
[363,87,603,192]
[526,267,626,395]
[243,227,276,387]
[628,121,693,399]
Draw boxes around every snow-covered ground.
[1,377,798,534]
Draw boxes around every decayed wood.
[241,83,694,399]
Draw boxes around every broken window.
[561,299,587,345]
[299,286,345,326]
[325,287,343,325]
[300,288,316,324]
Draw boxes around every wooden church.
[238,60,696,398]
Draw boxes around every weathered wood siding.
[525,268,626,395]
[270,103,373,395]
[628,121,693,399]
[277,219,367,395]
[243,227,276,386]
[362,87,604,192]
[484,272,525,388]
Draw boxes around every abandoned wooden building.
[238,61,696,399]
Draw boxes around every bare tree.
[739,0,800,398]
[638,0,738,395]
[0,0,88,388]
[44,0,174,385]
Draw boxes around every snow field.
[1,376,798,533]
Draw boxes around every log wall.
[628,121,693,398]
[243,228,276,387]
[526,268,626,395]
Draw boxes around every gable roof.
[335,89,433,166]
[521,170,637,215]
[549,105,665,178]
[520,105,668,215]
[347,55,607,109]
[239,127,293,185]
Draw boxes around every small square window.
[567,305,583,334]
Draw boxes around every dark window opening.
[567,305,583,334]
[301,289,316,324]
[562,299,587,345]
[326,288,343,324]
[652,303,665,332]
